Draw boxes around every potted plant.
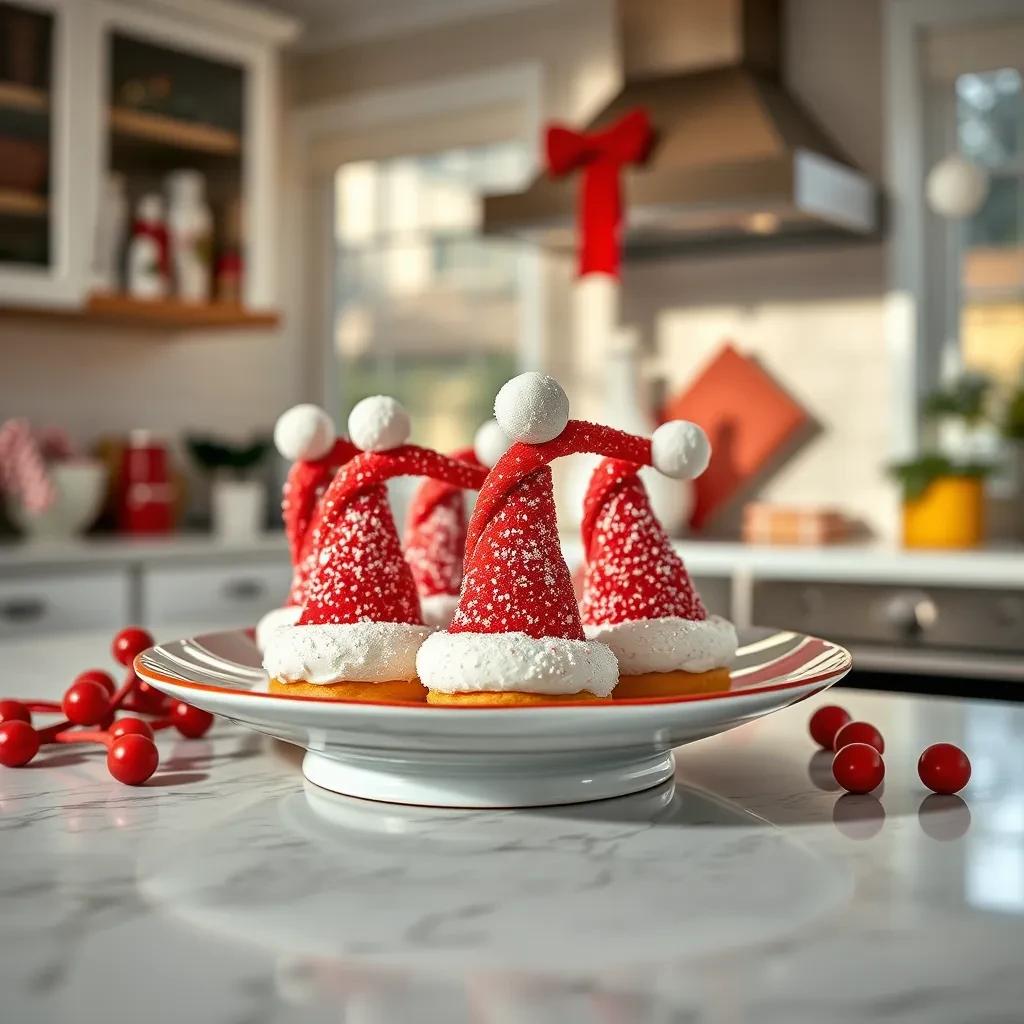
[889,374,995,549]
[187,434,270,540]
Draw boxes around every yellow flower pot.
[902,476,984,549]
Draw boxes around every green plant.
[1003,381,1024,442]
[921,372,993,426]
[888,455,991,502]
[186,435,270,479]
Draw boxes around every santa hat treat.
[262,396,488,702]
[416,373,706,706]
[255,404,360,650]
[403,420,511,628]
[580,447,738,699]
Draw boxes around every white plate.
[135,627,851,808]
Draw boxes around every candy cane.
[0,419,56,514]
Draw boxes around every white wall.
[0,320,299,444]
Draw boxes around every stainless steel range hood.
[483,0,879,250]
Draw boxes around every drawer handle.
[0,598,47,622]
[222,579,266,601]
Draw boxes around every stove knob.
[881,591,937,639]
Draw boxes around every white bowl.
[6,459,107,540]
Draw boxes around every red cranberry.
[110,717,154,741]
[74,669,117,697]
[0,700,31,726]
[809,705,851,749]
[172,702,213,739]
[833,720,885,755]
[832,743,885,795]
[0,721,40,767]
[107,734,159,785]
[112,627,154,668]
[62,679,111,726]
[918,743,971,795]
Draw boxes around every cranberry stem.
[53,729,113,748]
[36,720,74,744]
[109,671,137,712]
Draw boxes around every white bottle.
[166,170,213,303]
[126,194,168,300]
[93,172,127,292]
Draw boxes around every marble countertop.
[3,629,1024,1023]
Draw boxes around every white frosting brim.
[418,593,460,629]
[417,630,618,697]
[263,621,432,684]
[255,605,302,651]
[583,615,737,675]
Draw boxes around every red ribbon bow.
[545,108,654,277]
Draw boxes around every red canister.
[119,431,174,534]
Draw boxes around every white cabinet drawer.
[0,571,131,637]
[143,562,292,628]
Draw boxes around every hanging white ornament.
[925,154,989,220]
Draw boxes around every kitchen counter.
[2,630,1024,1022]
[563,537,1024,588]
[0,531,288,570]
[4,533,1023,589]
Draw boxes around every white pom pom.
[926,154,989,220]
[494,372,569,444]
[473,419,511,468]
[651,420,710,479]
[348,395,411,452]
[273,404,335,461]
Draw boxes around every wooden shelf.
[0,188,47,217]
[0,81,48,114]
[109,107,240,156]
[0,293,280,331]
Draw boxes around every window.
[332,141,530,453]
[956,67,1024,390]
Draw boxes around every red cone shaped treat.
[263,397,487,703]
[417,373,706,706]
[580,457,736,700]
[404,423,509,628]
[256,404,359,650]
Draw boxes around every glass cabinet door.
[99,27,246,306]
[0,1,54,272]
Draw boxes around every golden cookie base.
[268,677,426,702]
[613,667,732,699]
[425,689,609,706]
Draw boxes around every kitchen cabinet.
[0,0,297,321]
[142,562,291,628]
[0,533,290,632]
[0,568,130,636]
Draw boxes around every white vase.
[211,478,265,541]
[166,170,213,303]
[565,338,691,536]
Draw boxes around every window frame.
[885,0,1024,458]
